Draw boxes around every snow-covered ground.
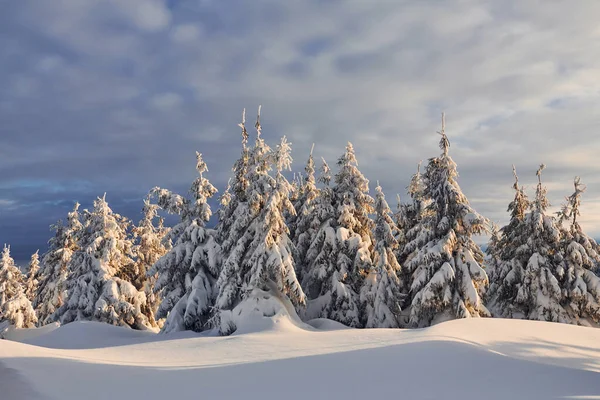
[2,317,600,400]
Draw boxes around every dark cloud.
[2,0,600,260]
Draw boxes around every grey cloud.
[2,0,600,260]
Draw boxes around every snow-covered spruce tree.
[216,113,305,334]
[36,203,82,325]
[406,115,490,327]
[131,198,170,328]
[486,166,531,313]
[555,177,600,324]
[217,109,251,252]
[291,144,319,281]
[484,224,502,291]
[0,245,37,328]
[361,184,403,328]
[24,250,41,303]
[396,162,432,264]
[493,165,567,322]
[58,194,151,329]
[286,172,303,239]
[148,152,221,333]
[302,143,374,327]
[301,157,335,294]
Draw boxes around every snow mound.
[306,318,350,331]
[1,322,60,342]
[219,286,312,335]
[19,321,158,349]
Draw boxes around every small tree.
[36,203,82,325]
[0,245,37,328]
[149,152,221,333]
[292,144,319,282]
[302,143,374,327]
[486,166,531,315]
[24,250,41,302]
[132,199,170,328]
[492,166,567,322]
[361,184,403,328]
[58,195,151,329]
[406,114,490,327]
[556,177,600,324]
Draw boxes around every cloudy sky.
[2,0,600,262]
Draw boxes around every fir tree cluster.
[3,110,600,335]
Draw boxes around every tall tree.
[132,198,170,328]
[58,195,151,329]
[148,152,221,333]
[216,111,305,334]
[406,114,490,327]
[36,203,82,325]
[24,250,41,303]
[302,143,374,327]
[217,109,251,252]
[361,184,403,328]
[0,245,37,329]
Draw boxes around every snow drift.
[2,318,600,400]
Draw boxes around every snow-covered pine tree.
[217,109,251,252]
[216,111,305,334]
[484,223,502,293]
[291,144,319,281]
[486,166,531,314]
[492,165,567,322]
[24,250,41,303]
[58,194,151,329]
[302,143,374,327]
[149,152,221,333]
[396,162,430,265]
[0,245,37,328]
[301,157,336,296]
[556,177,600,324]
[131,198,170,328]
[361,183,403,328]
[406,114,490,327]
[286,172,303,239]
[36,203,82,325]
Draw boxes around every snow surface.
[2,318,600,399]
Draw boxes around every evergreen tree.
[292,144,319,281]
[132,198,170,328]
[484,223,502,296]
[406,114,490,327]
[148,152,221,333]
[491,165,566,322]
[361,184,403,328]
[397,162,429,265]
[0,245,37,328]
[36,203,82,325]
[217,109,251,252]
[24,250,41,303]
[302,143,374,327]
[486,166,531,313]
[556,177,600,324]
[216,111,305,334]
[58,195,151,329]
